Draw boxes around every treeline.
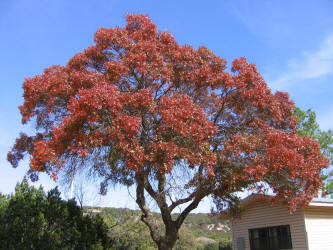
[0,179,231,249]
[0,178,111,249]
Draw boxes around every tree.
[8,14,329,249]
[0,178,112,249]
[324,171,333,195]
[294,107,333,195]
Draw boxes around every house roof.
[310,197,333,207]
[240,194,333,209]
[223,194,333,219]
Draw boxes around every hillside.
[84,207,232,249]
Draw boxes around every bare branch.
[168,194,195,213]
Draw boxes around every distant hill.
[84,206,232,249]
[181,213,231,233]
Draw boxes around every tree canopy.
[8,14,329,249]
[0,178,111,249]
[294,107,333,195]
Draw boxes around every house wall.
[232,202,308,250]
[304,206,333,250]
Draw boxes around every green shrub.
[0,178,112,249]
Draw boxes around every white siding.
[304,206,333,250]
[232,202,308,250]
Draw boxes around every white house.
[230,194,333,250]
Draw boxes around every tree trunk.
[157,233,178,250]
[157,241,174,250]
[135,170,207,250]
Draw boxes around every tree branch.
[168,195,194,213]
[143,171,174,230]
[175,191,208,229]
[135,172,161,243]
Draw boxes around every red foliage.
[8,14,329,211]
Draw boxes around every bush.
[0,178,112,249]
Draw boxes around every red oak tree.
[8,14,329,249]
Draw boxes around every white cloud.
[270,34,333,90]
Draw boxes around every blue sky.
[1,0,333,212]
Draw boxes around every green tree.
[0,178,112,249]
[323,171,333,195]
[294,107,333,195]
